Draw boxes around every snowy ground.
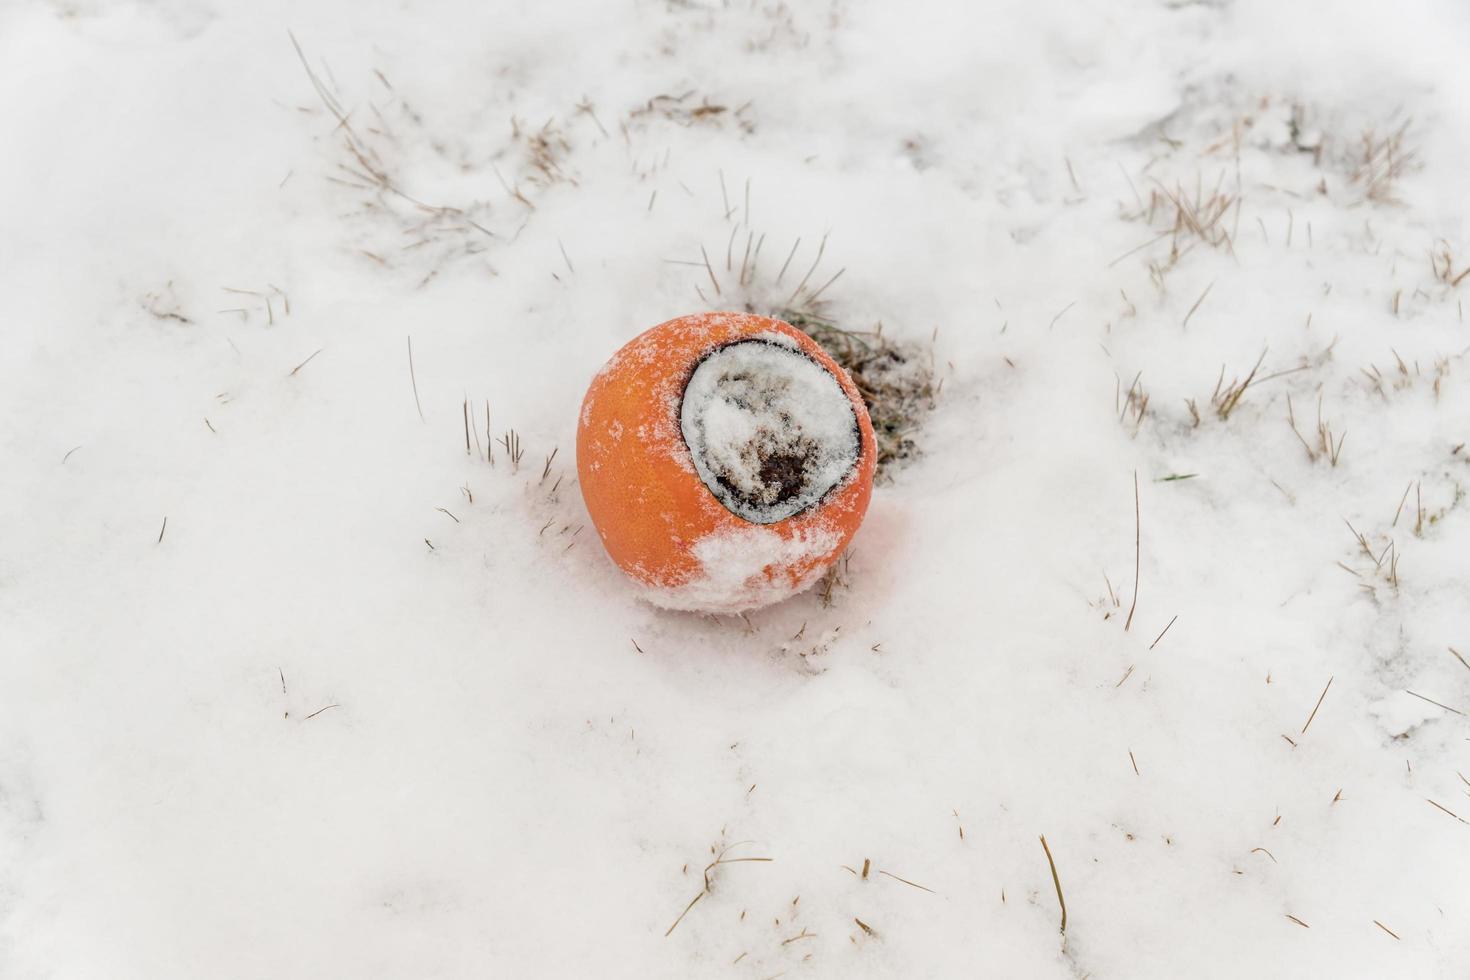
[4,0,1470,976]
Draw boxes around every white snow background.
[3,0,1469,976]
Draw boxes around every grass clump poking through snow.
[780,310,937,475]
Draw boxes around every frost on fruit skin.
[679,339,861,525]
[635,522,844,614]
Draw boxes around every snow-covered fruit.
[577,312,876,613]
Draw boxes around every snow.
[681,338,862,525]
[639,522,844,615]
[3,0,1470,977]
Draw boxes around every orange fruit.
[577,312,876,612]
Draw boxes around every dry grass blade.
[407,336,425,421]
[1118,372,1149,433]
[1392,481,1413,526]
[1157,176,1237,252]
[665,891,704,938]
[1107,230,1172,269]
[1213,348,1268,420]
[1047,301,1077,331]
[665,842,772,938]
[485,401,494,467]
[1425,798,1468,824]
[1286,395,1317,461]
[785,232,828,306]
[1404,690,1464,716]
[288,348,324,377]
[288,32,349,125]
[699,244,722,297]
[1039,835,1066,934]
[1149,615,1177,650]
[804,267,846,306]
[1343,519,1375,563]
[1125,471,1140,631]
[876,869,934,894]
[1301,676,1334,734]
[776,237,801,283]
[1182,281,1215,329]
[498,430,524,472]
[1349,120,1417,204]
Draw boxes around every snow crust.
[4,0,1470,978]
[680,339,860,524]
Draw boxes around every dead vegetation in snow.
[289,34,753,286]
[784,311,938,476]
[666,180,939,478]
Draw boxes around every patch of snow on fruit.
[638,523,841,613]
[752,329,800,349]
[680,340,860,524]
